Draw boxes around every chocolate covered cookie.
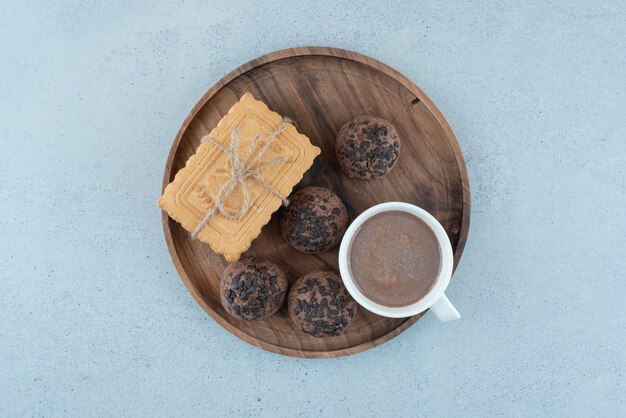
[280,187,348,254]
[288,270,357,338]
[335,116,401,179]
[220,257,288,321]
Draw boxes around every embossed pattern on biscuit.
[158,93,321,261]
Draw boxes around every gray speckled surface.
[1,1,625,416]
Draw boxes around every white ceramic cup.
[338,202,461,321]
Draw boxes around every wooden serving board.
[161,47,470,358]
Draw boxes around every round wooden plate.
[161,47,470,358]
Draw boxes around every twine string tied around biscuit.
[191,118,292,238]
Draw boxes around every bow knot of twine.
[191,118,292,238]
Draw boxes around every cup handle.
[430,294,461,322]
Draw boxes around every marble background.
[1,1,624,416]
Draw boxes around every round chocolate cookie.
[220,257,288,321]
[335,116,401,179]
[288,270,357,338]
[280,186,348,254]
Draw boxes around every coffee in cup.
[338,202,460,321]
[348,210,441,308]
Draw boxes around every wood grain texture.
[161,47,471,358]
